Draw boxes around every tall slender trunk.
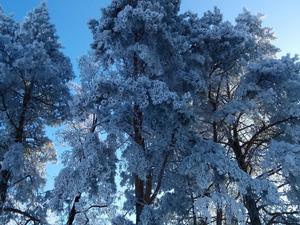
[133,105,146,224]
[132,26,171,224]
[132,25,147,224]
[213,121,223,225]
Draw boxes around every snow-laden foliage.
[65,1,300,224]
[50,114,118,224]
[49,58,120,224]
[0,3,73,224]
[1,0,300,225]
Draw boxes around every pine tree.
[23,1,300,224]
[0,3,73,224]
[76,1,300,224]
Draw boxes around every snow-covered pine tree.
[2,0,298,224]
[50,58,118,225]
[0,3,73,224]
[178,7,300,225]
[80,1,300,224]
[57,0,196,224]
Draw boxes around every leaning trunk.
[66,194,81,225]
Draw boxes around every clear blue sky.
[1,0,300,189]
[2,0,300,73]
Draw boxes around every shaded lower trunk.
[135,176,144,224]
[133,102,146,225]
[0,169,10,212]
[216,208,223,225]
[67,194,81,225]
[190,192,197,225]
[244,194,261,225]
[230,127,261,225]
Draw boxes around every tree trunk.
[216,208,223,225]
[66,193,81,225]
[135,175,145,224]
[133,102,146,224]
[244,194,262,225]
[230,126,261,225]
[190,192,197,225]
[131,25,147,224]
[0,169,10,211]
[213,121,223,225]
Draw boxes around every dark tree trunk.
[244,194,262,225]
[0,169,10,211]
[67,194,81,225]
[133,104,146,225]
[230,126,262,225]
[132,40,146,223]
[216,208,223,225]
[190,192,197,225]
[135,176,144,225]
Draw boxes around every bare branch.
[2,207,40,223]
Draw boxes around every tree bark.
[66,194,81,225]
[191,194,197,225]
[132,26,146,223]
[133,102,146,224]
[0,169,10,211]
[216,208,223,225]
[230,126,262,225]
[135,175,144,225]
[244,194,261,225]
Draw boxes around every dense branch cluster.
[0,1,300,225]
